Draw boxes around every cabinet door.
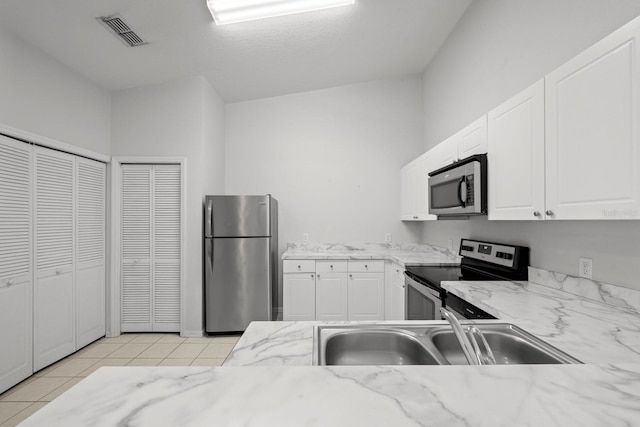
[0,136,33,393]
[348,273,384,321]
[315,272,348,321]
[457,115,488,158]
[400,162,416,220]
[430,136,458,170]
[545,20,640,219]
[34,147,75,371]
[488,80,545,220]
[283,273,316,321]
[413,153,437,220]
[76,158,106,348]
[392,277,405,321]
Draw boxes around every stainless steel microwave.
[428,154,487,217]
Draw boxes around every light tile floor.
[0,333,240,426]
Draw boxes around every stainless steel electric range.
[404,239,529,320]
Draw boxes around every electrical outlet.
[448,239,453,251]
[578,257,592,279]
[302,233,309,242]
[385,233,392,243]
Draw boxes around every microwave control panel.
[465,174,475,206]
[459,239,517,268]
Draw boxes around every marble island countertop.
[281,242,460,266]
[21,269,640,426]
[19,364,640,427]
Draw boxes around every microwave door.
[429,168,467,214]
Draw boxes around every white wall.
[111,76,226,335]
[225,77,425,252]
[0,27,110,155]
[419,0,640,289]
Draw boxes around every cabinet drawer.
[283,260,316,273]
[391,264,405,280]
[316,260,348,273]
[348,260,384,273]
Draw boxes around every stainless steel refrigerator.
[204,195,278,333]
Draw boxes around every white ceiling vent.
[97,14,147,47]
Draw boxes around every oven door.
[405,275,442,321]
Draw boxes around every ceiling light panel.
[207,0,355,25]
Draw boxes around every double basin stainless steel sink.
[313,323,581,366]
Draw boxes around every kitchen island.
[19,273,640,426]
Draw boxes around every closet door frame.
[109,157,186,337]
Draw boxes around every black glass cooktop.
[404,264,511,292]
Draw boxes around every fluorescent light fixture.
[206,0,355,25]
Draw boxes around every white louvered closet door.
[0,135,33,393]
[120,164,181,332]
[152,165,181,331]
[121,165,152,331]
[75,158,106,349]
[34,146,75,371]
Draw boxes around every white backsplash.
[529,266,640,315]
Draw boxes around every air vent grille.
[98,14,147,47]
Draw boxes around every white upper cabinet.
[429,135,459,170]
[545,19,640,219]
[457,115,488,159]
[401,152,436,221]
[488,80,545,220]
[401,116,487,221]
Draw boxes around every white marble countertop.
[281,242,460,267]
[442,279,640,364]
[21,276,640,425]
[20,364,640,427]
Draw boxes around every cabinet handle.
[349,274,353,279]
[546,210,554,216]
[6,279,14,287]
[56,269,62,276]
[311,274,314,278]
[533,211,541,217]
[297,265,301,270]
[317,274,320,279]
[330,265,333,270]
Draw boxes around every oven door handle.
[458,176,467,208]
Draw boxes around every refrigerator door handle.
[205,198,213,237]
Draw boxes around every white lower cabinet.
[384,262,406,321]
[283,260,316,321]
[283,259,385,321]
[315,261,348,321]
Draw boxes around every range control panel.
[459,239,518,268]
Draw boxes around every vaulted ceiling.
[0,0,472,102]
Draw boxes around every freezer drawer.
[205,237,272,332]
